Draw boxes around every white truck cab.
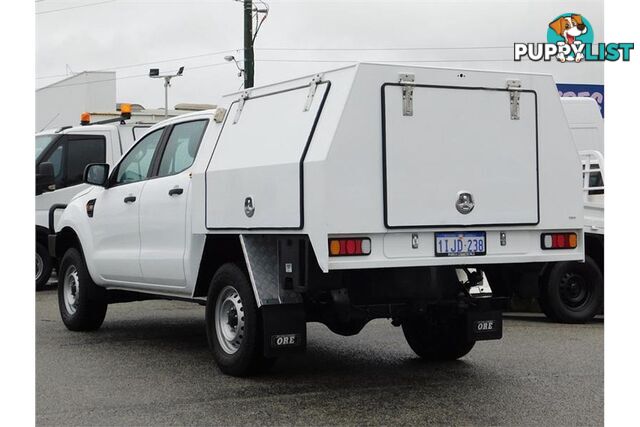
[35,107,171,288]
[49,64,585,376]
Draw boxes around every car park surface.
[36,288,603,426]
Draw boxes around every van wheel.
[539,257,603,324]
[205,263,276,376]
[57,248,107,331]
[36,242,52,290]
[402,315,475,361]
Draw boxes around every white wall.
[36,71,116,131]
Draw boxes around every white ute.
[49,63,584,376]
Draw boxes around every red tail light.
[541,232,577,249]
[329,238,371,256]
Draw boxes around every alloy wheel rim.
[63,265,80,315]
[214,285,245,354]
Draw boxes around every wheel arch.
[56,226,84,260]
[192,234,247,298]
[585,232,604,273]
[36,225,49,246]
[54,226,102,282]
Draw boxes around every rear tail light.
[541,232,577,250]
[328,238,371,256]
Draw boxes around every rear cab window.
[156,120,208,177]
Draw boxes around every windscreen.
[36,134,58,160]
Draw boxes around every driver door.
[90,128,165,283]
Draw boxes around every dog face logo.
[455,192,475,215]
[547,13,594,62]
[549,15,587,45]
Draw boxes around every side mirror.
[84,163,110,187]
[36,162,55,195]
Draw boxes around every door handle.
[124,196,136,203]
[168,187,184,196]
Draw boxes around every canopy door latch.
[507,79,522,120]
[399,73,415,117]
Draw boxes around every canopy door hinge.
[233,91,250,125]
[303,74,323,112]
[399,73,415,116]
[507,79,522,120]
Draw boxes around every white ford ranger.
[49,63,584,376]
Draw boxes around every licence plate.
[435,231,486,257]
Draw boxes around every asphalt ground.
[36,287,603,426]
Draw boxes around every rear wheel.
[57,248,107,331]
[539,257,603,324]
[205,263,276,376]
[402,314,475,361]
[36,242,52,290]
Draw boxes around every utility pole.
[243,0,255,89]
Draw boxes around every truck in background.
[539,98,604,323]
[489,97,604,323]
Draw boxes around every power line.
[255,46,514,51]
[255,58,521,63]
[37,45,516,80]
[37,61,228,89]
[36,48,241,80]
[36,0,115,15]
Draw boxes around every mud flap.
[466,310,503,341]
[261,303,306,357]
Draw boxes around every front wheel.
[205,263,276,376]
[539,257,603,324]
[57,248,107,331]
[36,242,52,290]
[402,315,475,361]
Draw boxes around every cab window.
[36,134,58,159]
[37,135,106,190]
[157,120,208,177]
[115,128,164,185]
[66,138,106,187]
[40,144,64,188]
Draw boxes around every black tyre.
[205,263,276,376]
[402,315,475,361]
[36,242,53,290]
[539,257,603,324]
[57,248,107,331]
[536,288,558,321]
